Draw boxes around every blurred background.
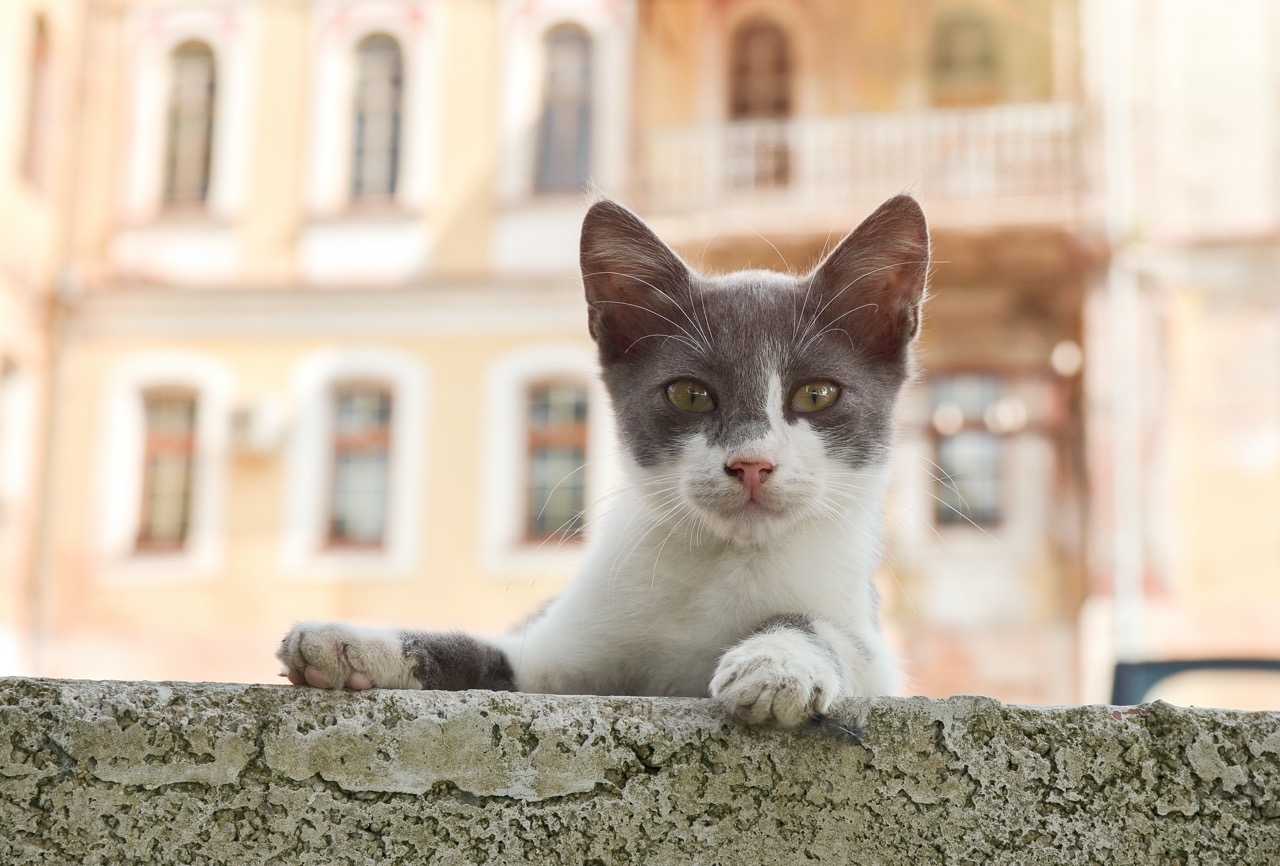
[1,0,1277,708]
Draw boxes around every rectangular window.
[328,385,392,547]
[137,391,198,549]
[932,375,1003,526]
[526,383,588,541]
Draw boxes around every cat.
[277,193,930,728]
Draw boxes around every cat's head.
[580,196,929,544]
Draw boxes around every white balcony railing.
[636,103,1085,216]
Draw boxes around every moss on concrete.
[1,678,1277,864]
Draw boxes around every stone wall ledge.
[2,677,1278,864]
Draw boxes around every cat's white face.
[580,196,929,549]
[651,372,863,544]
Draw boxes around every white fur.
[281,365,901,727]
[709,629,843,727]
[492,367,900,722]
[278,622,419,690]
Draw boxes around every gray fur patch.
[579,196,929,471]
[755,613,819,636]
[400,632,516,692]
[751,613,845,681]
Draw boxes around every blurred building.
[7,0,635,683]
[632,0,1091,704]
[1078,0,1280,707]
[0,0,1275,706]
[0,0,83,673]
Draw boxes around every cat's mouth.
[720,489,789,520]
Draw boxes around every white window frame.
[120,5,253,222]
[304,1,436,216]
[533,23,595,194]
[480,344,618,576]
[497,0,634,203]
[492,2,635,274]
[97,353,233,582]
[282,348,427,578]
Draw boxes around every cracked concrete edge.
[2,677,1279,865]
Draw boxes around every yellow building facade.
[0,0,86,674]
[16,0,637,683]
[7,0,1097,697]
[4,0,1277,706]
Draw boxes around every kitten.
[277,194,929,727]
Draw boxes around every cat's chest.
[625,539,851,637]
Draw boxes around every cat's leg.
[277,622,515,692]
[709,613,895,728]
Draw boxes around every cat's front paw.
[710,631,842,728]
[277,622,418,691]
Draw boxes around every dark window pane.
[931,14,1000,106]
[535,25,592,193]
[528,446,586,538]
[163,42,216,205]
[729,20,791,120]
[526,383,588,540]
[727,19,791,189]
[936,430,1001,525]
[351,34,403,199]
[328,385,392,546]
[932,375,1003,526]
[138,391,198,548]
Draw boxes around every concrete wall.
[2,678,1277,864]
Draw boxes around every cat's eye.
[792,381,840,413]
[666,379,714,413]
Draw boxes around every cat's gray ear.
[809,195,930,361]
[580,199,693,362]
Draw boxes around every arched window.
[535,24,592,193]
[931,12,1000,107]
[163,41,216,206]
[22,15,52,188]
[729,18,791,121]
[351,34,404,200]
[727,18,791,188]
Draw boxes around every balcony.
[635,103,1087,235]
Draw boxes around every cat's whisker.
[650,507,696,590]
[607,493,688,578]
[587,297,705,355]
[906,455,988,529]
[583,277,712,352]
[285,194,931,720]
[807,259,932,326]
[795,258,931,349]
[912,486,997,541]
[532,449,633,526]
[877,559,920,617]
[743,223,792,273]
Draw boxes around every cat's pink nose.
[725,459,775,497]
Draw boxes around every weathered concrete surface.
[1,679,1277,865]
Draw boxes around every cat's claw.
[710,633,842,728]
